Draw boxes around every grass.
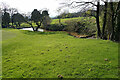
[51,17,96,25]
[2,29,118,78]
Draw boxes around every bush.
[64,19,96,35]
[20,23,31,28]
[44,24,66,31]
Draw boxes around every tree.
[42,15,51,28]
[2,11,10,28]
[96,1,101,38]
[114,2,120,42]
[104,1,120,41]
[102,1,108,39]
[31,9,49,31]
[12,13,24,28]
[0,2,9,13]
[116,9,120,42]
[8,8,18,27]
[109,1,120,41]
[31,9,42,31]
[57,8,62,24]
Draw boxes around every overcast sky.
[0,0,97,17]
[0,0,114,17]
[0,0,69,17]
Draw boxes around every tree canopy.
[2,12,10,28]
[12,13,25,27]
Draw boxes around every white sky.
[0,0,96,17]
[0,0,110,17]
[0,0,66,17]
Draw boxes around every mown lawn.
[2,29,118,78]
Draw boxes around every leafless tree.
[8,8,18,27]
[0,2,10,13]
[57,8,62,24]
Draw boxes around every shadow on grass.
[21,30,68,35]
[21,30,56,35]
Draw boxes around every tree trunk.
[96,2,101,38]
[25,21,35,31]
[116,11,120,42]
[59,18,61,25]
[110,2,115,41]
[30,24,35,31]
[102,1,108,39]
[11,20,14,27]
[18,22,20,27]
[15,23,17,28]
[115,2,120,42]
[35,22,42,31]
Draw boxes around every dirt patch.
[68,32,96,39]
[45,30,96,39]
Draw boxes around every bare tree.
[8,8,18,27]
[0,2,9,13]
[57,8,62,24]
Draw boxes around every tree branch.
[60,1,97,8]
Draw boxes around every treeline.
[1,8,51,31]
[98,2,120,42]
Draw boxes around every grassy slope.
[51,17,96,25]
[2,29,118,78]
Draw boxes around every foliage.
[31,9,42,23]
[2,12,10,28]
[20,23,31,28]
[44,24,66,31]
[42,16,51,28]
[12,13,25,27]
[64,18,96,35]
[99,2,120,41]
[30,9,50,31]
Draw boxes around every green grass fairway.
[2,29,118,78]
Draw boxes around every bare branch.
[60,1,97,9]
[71,3,88,8]
[76,2,97,6]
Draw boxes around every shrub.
[64,19,96,35]
[44,24,66,31]
[20,23,31,28]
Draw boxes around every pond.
[20,28,44,32]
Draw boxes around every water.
[20,28,44,32]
